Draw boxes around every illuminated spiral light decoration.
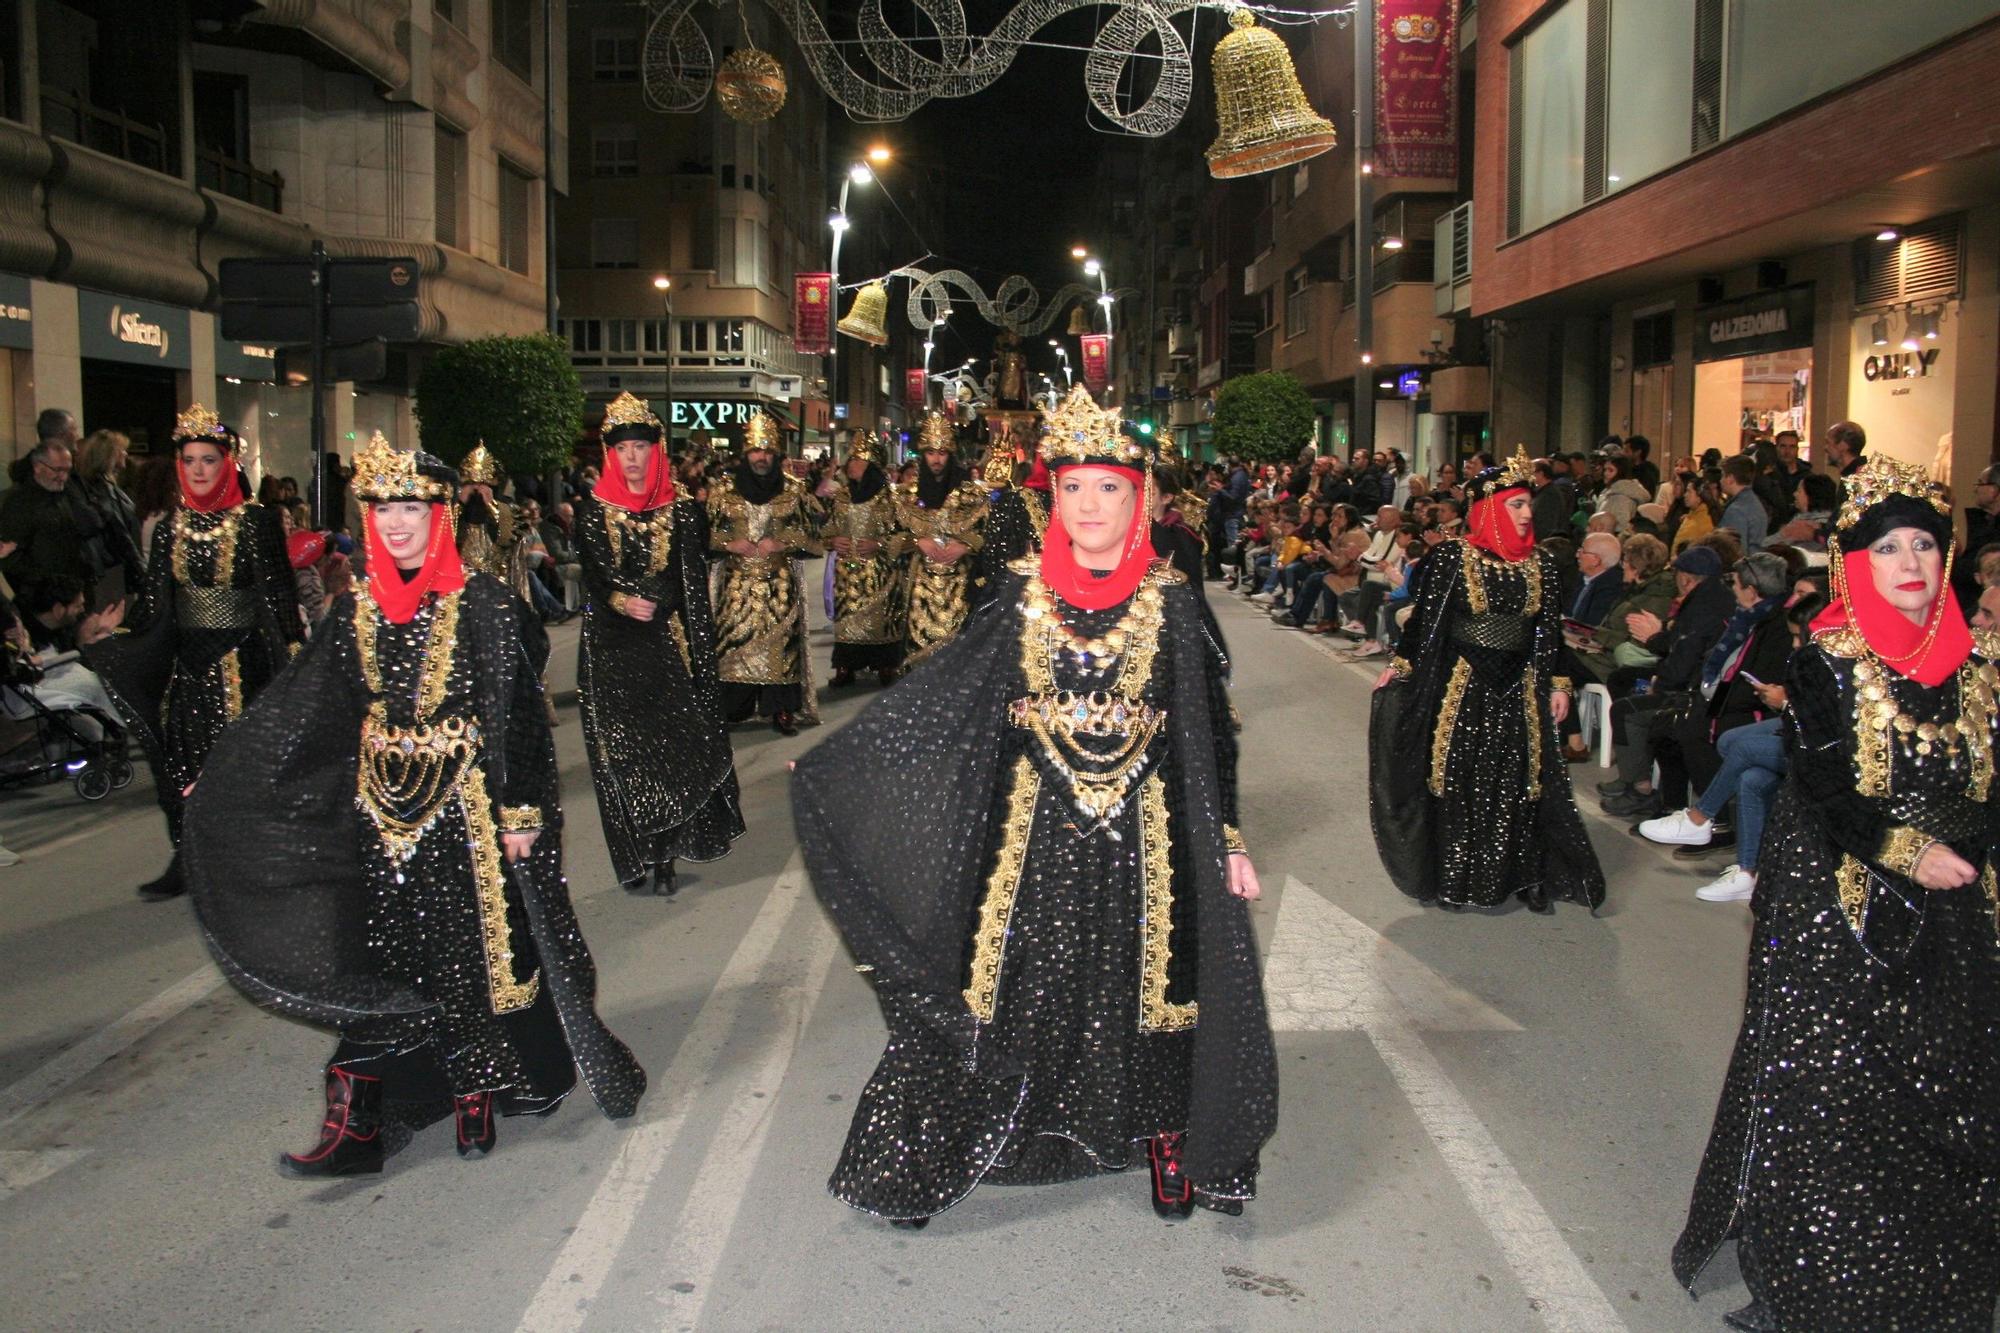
[890,266,1102,335]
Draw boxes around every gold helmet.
[917,410,955,454]
[602,391,664,444]
[743,410,782,453]
[458,442,502,486]
[172,403,238,450]
[846,431,884,466]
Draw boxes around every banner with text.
[794,273,833,355]
[1080,334,1111,392]
[906,367,929,408]
[1376,0,1457,180]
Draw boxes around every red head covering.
[1811,546,1971,688]
[1466,486,1535,562]
[594,442,677,511]
[1038,463,1158,612]
[176,451,246,513]
[363,502,466,624]
[1022,457,1051,492]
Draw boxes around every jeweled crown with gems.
[917,411,955,452]
[353,431,452,502]
[1836,454,1952,531]
[458,442,501,485]
[602,391,660,431]
[1038,384,1146,467]
[743,410,781,452]
[172,403,233,446]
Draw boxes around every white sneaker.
[1249,591,1276,603]
[1639,809,1713,846]
[1696,866,1755,902]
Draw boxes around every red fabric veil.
[1038,463,1158,612]
[176,453,246,513]
[595,441,677,511]
[1022,458,1052,493]
[364,502,466,624]
[1466,486,1535,562]
[1811,547,1971,688]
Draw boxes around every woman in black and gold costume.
[1674,458,2000,1331]
[180,439,644,1175]
[575,392,743,897]
[824,431,906,687]
[1368,449,1605,913]
[794,384,1275,1227]
[89,405,300,901]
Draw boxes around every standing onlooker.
[1624,435,1660,495]
[131,452,180,559]
[1717,456,1769,550]
[1530,457,1575,542]
[0,411,96,590]
[1823,420,1867,477]
[71,428,144,591]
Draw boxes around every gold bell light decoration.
[1066,304,1093,336]
[715,46,787,123]
[837,281,890,347]
[1206,7,1337,179]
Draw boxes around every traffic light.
[1136,420,1155,436]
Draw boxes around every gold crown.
[846,431,884,465]
[1836,454,1952,530]
[743,411,781,452]
[983,448,1015,487]
[1038,384,1145,467]
[1499,445,1535,489]
[353,431,451,502]
[917,411,955,453]
[603,391,661,431]
[459,442,501,485]
[173,403,231,445]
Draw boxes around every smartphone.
[1739,670,1765,687]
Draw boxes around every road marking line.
[515,856,811,1333]
[10,805,156,858]
[653,918,840,1330]
[0,1147,89,1197]
[0,965,223,1134]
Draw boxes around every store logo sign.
[1863,349,1940,381]
[668,400,763,431]
[109,305,169,358]
[1708,309,1788,346]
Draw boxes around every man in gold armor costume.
[825,431,906,687]
[708,411,822,734]
[895,411,987,671]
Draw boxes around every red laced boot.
[279,1066,383,1177]
[455,1091,496,1158]
[1148,1132,1194,1218]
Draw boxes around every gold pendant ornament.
[716,46,787,123]
[1206,8,1338,179]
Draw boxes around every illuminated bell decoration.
[1205,8,1337,179]
[1066,305,1092,336]
[837,281,890,347]
[715,46,787,123]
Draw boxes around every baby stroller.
[0,676,134,802]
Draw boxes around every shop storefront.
[77,289,190,455]
[1691,283,1815,456]
[215,331,309,488]
[1847,303,1959,475]
[0,274,34,457]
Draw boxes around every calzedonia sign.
[1693,284,1815,363]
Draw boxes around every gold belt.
[358,714,481,862]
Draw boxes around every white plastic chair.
[1577,683,1616,767]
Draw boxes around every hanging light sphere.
[1206,8,1337,179]
[716,47,787,123]
[837,281,891,347]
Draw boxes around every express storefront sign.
[1693,284,1815,362]
[667,399,776,432]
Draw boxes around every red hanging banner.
[1079,334,1111,391]
[794,273,833,355]
[905,367,929,408]
[1376,0,1458,180]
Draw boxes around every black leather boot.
[137,854,185,902]
[773,711,799,736]
[652,860,678,898]
[830,668,855,688]
[279,1066,384,1177]
[1148,1132,1194,1218]
[455,1091,496,1158]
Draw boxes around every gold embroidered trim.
[964,755,1038,1023]
[1524,666,1542,801]
[1522,548,1543,616]
[1836,854,1869,934]
[498,805,542,832]
[1550,676,1573,694]
[1429,657,1472,797]
[669,615,692,673]
[1849,655,1895,798]
[609,590,631,615]
[357,715,480,862]
[461,765,540,1013]
[1139,772,1198,1033]
[1222,823,1246,855]
[1460,541,1486,614]
[1984,865,1999,937]
[1458,541,1538,617]
[1389,656,1413,678]
[355,589,461,722]
[603,502,674,576]
[221,648,244,719]
[1878,825,1935,878]
[170,505,244,589]
[1967,661,1998,800]
[1021,489,1049,540]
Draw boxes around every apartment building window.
[1605,0,1697,197]
[605,320,640,365]
[1284,267,1310,340]
[567,319,603,353]
[39,0,182,175]
[591,218,638,269]
[643,319,672,355]
[193,72,282,212]
[593,29,640,81]
[592,125,638,177]
[434,125,468,248]
[1509,2,1587,236]
[433,0,459,27]
[492,0,537,82]
[1259,290,1275,331]
[499,160,533,274]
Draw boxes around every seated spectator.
[1595,545,1737,803]
[1668,468,1722,553]
[1293,529,1371,633]
[1595,455,1651,533]
[1975,582,2000,631]
[3,576,125,742]
[541,500,583,609]
[1567,531,1626,628]
[1765,472,1839,556]
[288,529,329,628]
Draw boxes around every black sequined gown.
[574,495,744,884]
[88,500,300,840]
[1674,633,2000,1329]
[181,575,646,1139]
[1370,540,1604,911]
[971,487,1044,613]
[794,563,1276,1220]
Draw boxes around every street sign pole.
[309,240,329,528]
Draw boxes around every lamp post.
[1353,0,1377,459]
[827,147,889,452]
[1049,339,1073,388]
[652,274,674,444]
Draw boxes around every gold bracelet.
[498,805,543,832]
[1551,676,1574,694]
[1389,656,1413,678]
[1879,824,1935,878]
[1223,823,1247,855]
[608,591,630,614]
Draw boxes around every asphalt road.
[0,573,1764,1332]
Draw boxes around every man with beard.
[895,411,987,669]
[825,432,905,687]
[708,411,822,734]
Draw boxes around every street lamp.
[830,150,887,448]
[1077,254,1114,340]
[652,274,675,441]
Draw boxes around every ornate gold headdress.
[982,448,1016,487]
[352,431,453,502]
[603,391,660,431]
[172,403,235,447]
[1499,444,1535,490]
[458,442,501,486]
[1038,383,1146,467]
[1835,455,1952,531]
[846,431,884,465]
[917,411,955,453]
[743,410,782,452]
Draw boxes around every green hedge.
[1212,370,1317,464]
[414,332,582,477]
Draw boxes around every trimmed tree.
[413,332,583,477]
[1211,370,1317,464]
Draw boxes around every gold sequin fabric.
[827,490,907,646]
[897,479,987,668]
[710,474,822,717]
[1674,641,2000,1325]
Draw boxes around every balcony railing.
[198,147,284,214]
[41,88,174,174]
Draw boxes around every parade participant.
[795,382,1276,1226]
[709,411,822,735]
[575,393,743,896]
[454,443,515,579]
[824,431,906,688]
[180,436,646,1176]
[895,410,987,667]
[1674,457,2000,1330]
[1368,447,1605,912]
[972,437,1046,612]
[88,405,300,901]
